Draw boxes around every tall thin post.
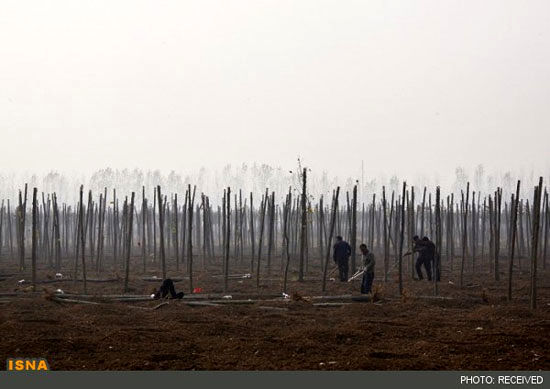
[31,188,38,289]
[124,192,135,292]
[157,186,166,279]
[507,180,521,300]
[322,187,340,293]
[224,187,231,293]
[460,182,470,288]
[530,177,543,310]
[299,168,307,281]
[350,184,357,274]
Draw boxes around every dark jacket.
[414,240,435,260]
[362,252,375,273]
[333,240,351,263]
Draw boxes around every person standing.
[359,244,375,294]
[411,236,434,281]
[333,236,351,281]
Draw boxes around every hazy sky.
[1,0,549,180]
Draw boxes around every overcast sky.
[1,0,549,181]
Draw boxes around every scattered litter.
[328,361,337,365]
[282,293,290,299]
[150,294,156,299]
[18,279,25,284]
[319,362,325,366]
[55,289,64,294]
[222,295,232,299]
[193,287,203,294]
[448,280,454,285]
[243,274,251,279]
[476,327,483,331]
[152,275,158,279]
[329,278,335,282]
[55,273,63,279]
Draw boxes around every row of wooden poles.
[0,170,548,308]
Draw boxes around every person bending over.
[153,279,184,299]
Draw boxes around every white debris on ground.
[243,274,251,279]
[222,295,232,299]
[55,289,64,294]
[282,293,290,299]
[55,273,63,279]
[18,279,25,284]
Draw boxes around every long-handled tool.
[348,268,365,282]
[327,266,338,277]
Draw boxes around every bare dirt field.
[0,255,549,370]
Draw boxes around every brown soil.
[0,255,549,370]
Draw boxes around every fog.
[1,0,549,200]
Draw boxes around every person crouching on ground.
[153,279,184,299]
[359,244,375,294]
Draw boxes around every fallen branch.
[129,302,170,311]
[19,278,119,284]
[153,302,169,310]
[313,302,353,307]
[51,297,100,305]
[142,277,186,282]
[185,301,220,307]
[258,306,288,311]
[211,274,252,279]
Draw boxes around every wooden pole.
[543,189,548,270]
[187,185,196,293]
[157,186,166,279]
[507,180,521,301]
[31,188,38,289]
[382,186,389,282]
[460,182,470,288]
[224,187,230,293]
[350,184,357,274]
[299,168,307,281]
[434,187,441,295]
[249,192,255,273]
[530,177,543,310]
[322,187,340,293]
[124,192,135,292]
[79,185,87,294]
[257,189,268,288]
[282,190,292,293]
[398,182,406,295]
[495,188,502,281]
[142,187,147,273]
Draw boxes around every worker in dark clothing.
[153,279,184,299]
[411,236,432,281]
[418,236,441,281]
[333,236,351,282]
[359,244,375,294]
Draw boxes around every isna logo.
[6,358,50,371]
